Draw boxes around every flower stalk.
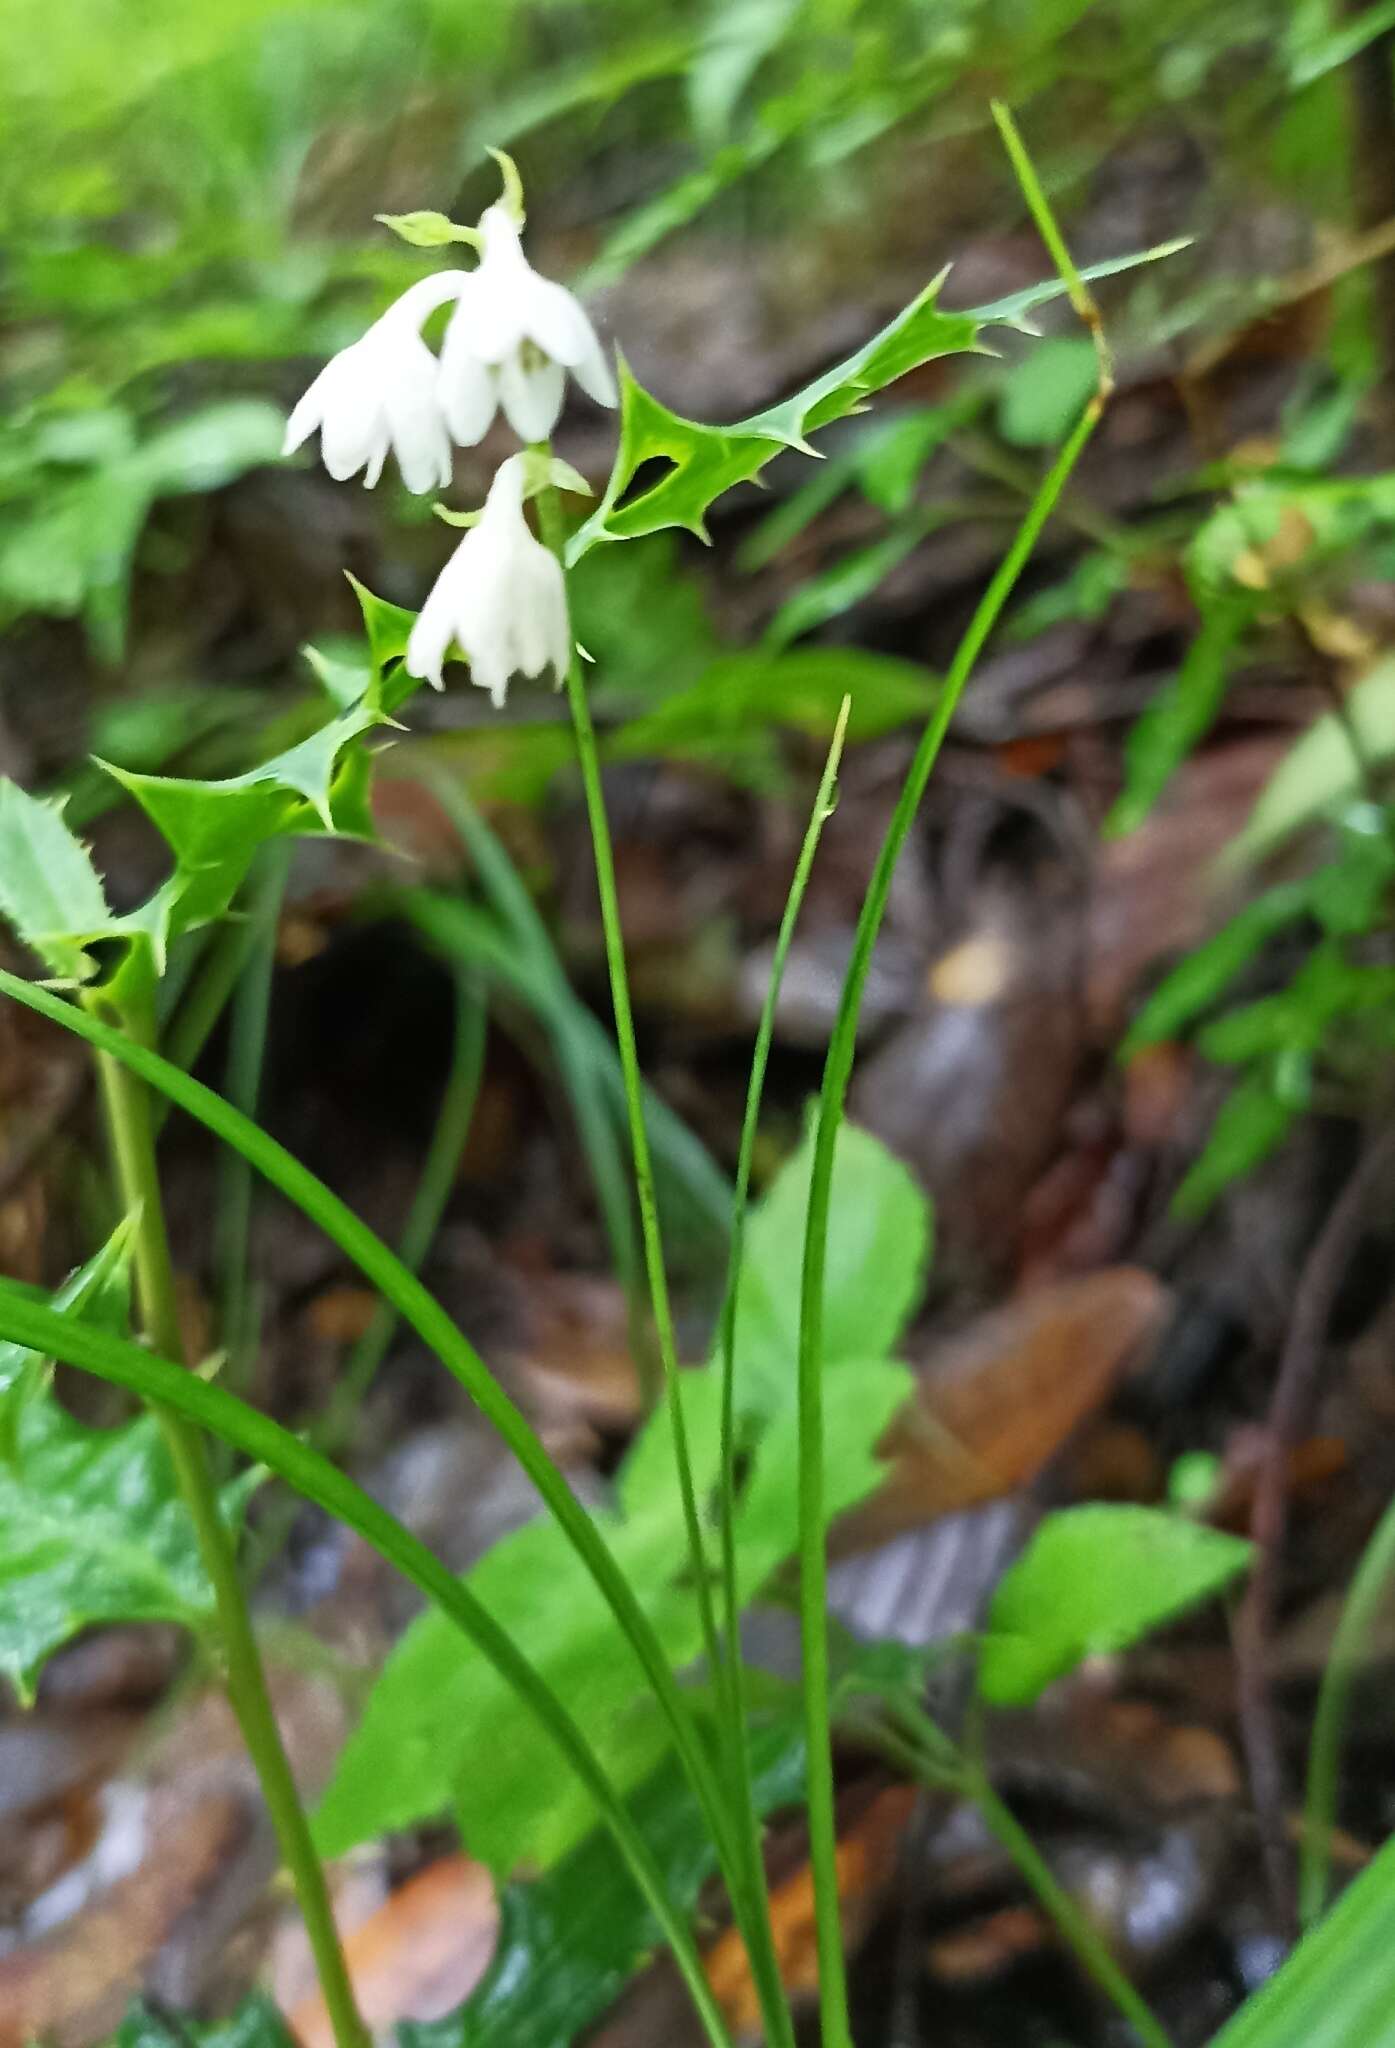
[83,987,369,2048]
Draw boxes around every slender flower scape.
[437,204,617,444]
[405,455,571,704]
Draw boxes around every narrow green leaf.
[1106,597,1252,836]
[1174,1069,1300,1218]
[1209,1827,1395,2048]
[1122,882,1313,1054]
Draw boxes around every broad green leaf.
[403,1723,804,2048]
[0,1228,256,1702]
[0,402,284,659]
[729,1117,931,1415]
[1226,659,1395,864]
[979,1504,1251,1706]
[1208,1826,1395,2048]
[110,1995,294,2048]
[997,335,1098,448]
[0,782,110,981]
[313,1125,922,1873]
[1106,597,1252,836]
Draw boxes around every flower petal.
[405,580,457,690]
[439,305,500,446]
[497,350,565,441]
[568,326,618,409]
[518,273,598,368]
[385,334,453,493]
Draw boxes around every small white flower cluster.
[284,187,613,703]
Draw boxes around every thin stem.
[536,484,730,1713]
[83,993,369,2048]
[217,842,290,1386]
[158,908,264,1121]
[535,473,786,2027]
[709,704,853,2048]
[991,99,1115,400]
[319,963,485,1454]
[964,1757,1174,2048]
[1301,1486,1395,1923]
[793,115,1106,2047]
[0,1282,737,2048]
[0,968,737,1923]
[792,404,1100,2048]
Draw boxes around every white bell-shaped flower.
[437,205,617,446]
[283,274,465,493]
[405,455,571,705]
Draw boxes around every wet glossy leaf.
[0,1229,255,1702]
[403,1724,804,2048]
[112,1994,295,2048]
[980,1504,1251,1705]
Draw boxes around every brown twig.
[1233,1117,1395,1936]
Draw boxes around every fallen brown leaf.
[839,1269,1168,1551]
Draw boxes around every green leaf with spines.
[0,1227,259,1702]
[0,782,111,981]
[566,241,1189,564]
[979,1504,1252,1706]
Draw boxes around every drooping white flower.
[405,454,571,704]
[437,205,617,446]
[282,273,466,493]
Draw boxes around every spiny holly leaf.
[567,240,1189,562]
[0,782,111,981]
[98,694,387,948]
[567,279,977,559]
[0,1238,259,1703]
